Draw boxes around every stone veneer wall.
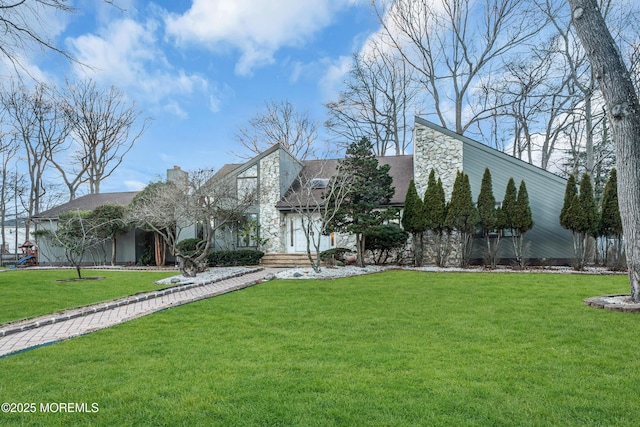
[413,121,464,266]
[259,150,286,254]
[413,122,463,198]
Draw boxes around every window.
[238,213,259,248]
[307,178,329,189]
[237,165,258,199]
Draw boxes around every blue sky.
[20,0,381,193]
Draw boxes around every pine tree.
[445,171,478,267]
[477,168,499,268]
[423,170,449,266]
[402,179,426,265]
[324,137,396,267]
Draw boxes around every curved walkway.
[0,268,279,358]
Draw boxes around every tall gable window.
[237,165,258,199]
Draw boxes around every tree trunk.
[356,233,366,267]
[154,232,166,266]
[111,238,117,266]
[569,0,640,300]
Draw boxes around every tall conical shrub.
[423,170,449,266]
[477,168,499,268]
[402,179,426,265]
[445,171,478,267]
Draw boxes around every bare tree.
[129,169,256,277]
[0,130,19,253]
[568,0,640,301]
[0,0,74,74]
[486,41,576,169]
[0,81,66,237]
[234,99,317,160]
[61,79,150,196]
[279,161,352,272]
[325,37,419,156]
[376,0,548,135]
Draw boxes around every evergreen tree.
[500,178,518,232]
[423,171,449,266]
[578,173,598,237]
[445,171,478,267]
[514,181,534,234]
[402,179,426,265]
[500,178,534,269]
[600,169,624,269]
[560,174,578,230]
[561,173,596,270]
[513,180,534,268]
[477,168,499,268]
[600,169,622,236]
[324,137,396,267]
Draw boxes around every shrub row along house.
[33,117,573,267]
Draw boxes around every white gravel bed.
[154,267,259,286]
[274,264,625,279]
[273,265,388,279]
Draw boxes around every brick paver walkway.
[0,268,279,358]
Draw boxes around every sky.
[10,0,382,194]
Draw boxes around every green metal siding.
[462,138,572,259]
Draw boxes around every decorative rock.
[584,294,640,313]
[293,272,303,278]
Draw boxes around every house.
[32,192,142,266]
[33,116,573,266]
[213,117,573,265]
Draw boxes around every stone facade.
[413,122,463,198]
[259,150,286,254]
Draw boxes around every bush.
[208,249,264,267]
[364,224,409,265]
[319,248,352,266]
[176,238,205,257]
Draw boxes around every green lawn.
[1,270,639,426]
[0,269,178,324]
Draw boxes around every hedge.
[207,250,265,267]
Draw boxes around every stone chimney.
[166,165,188,188]
[413,120,463,199]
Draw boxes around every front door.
[287,215,335,254]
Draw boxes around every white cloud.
[318,55,353,101]
[66,16,211,118]
[164,0,351,76]
[124,180,147,191]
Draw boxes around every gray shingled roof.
[276,155,413,210]
[34,192,140,219]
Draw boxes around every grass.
[0,269,177,324]
[1,270,639,426]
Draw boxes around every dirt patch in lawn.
[55,277,106,283]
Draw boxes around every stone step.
[261,253,316,267]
